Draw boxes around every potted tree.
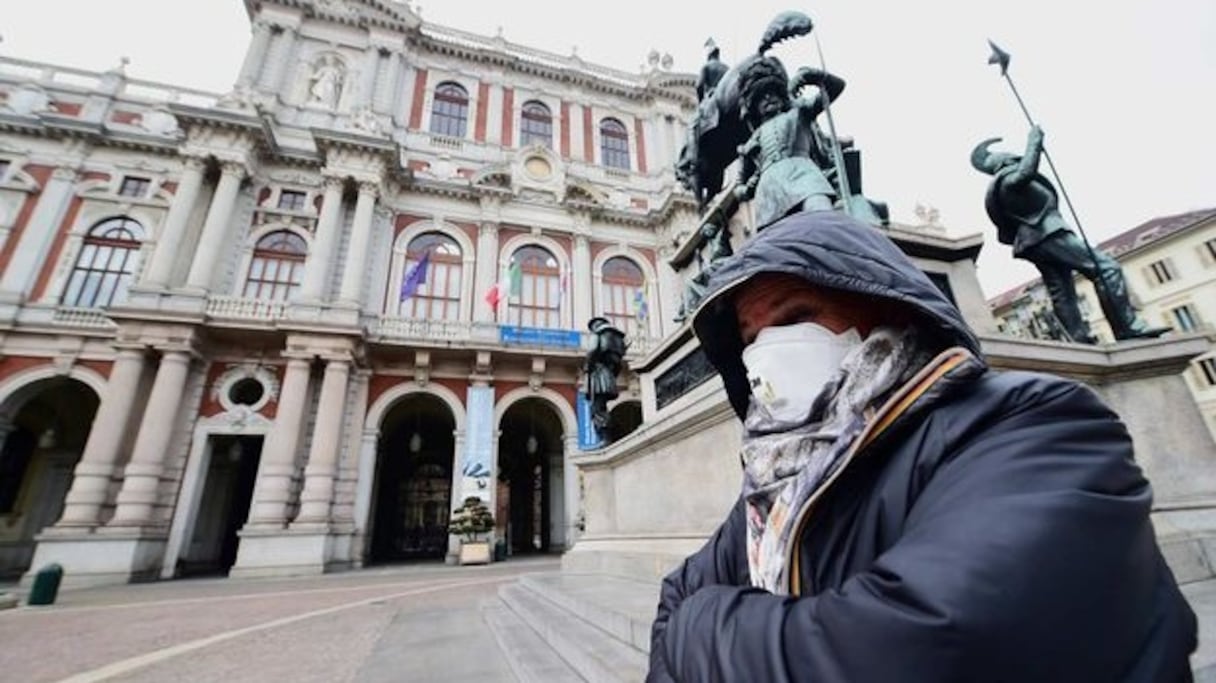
[450,496,495,565]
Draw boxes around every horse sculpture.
[676,12,816,214]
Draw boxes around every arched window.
[601,256,646,335]
[600,118,630,170]
[520,100,553,148]
[430,82,469,138]
[61,216,142,308]
[398,232,463,321]
[243,230,307,301]
[512,245,561,329]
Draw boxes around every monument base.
[569,332,1216,585]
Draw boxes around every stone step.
[519,572,658,653]
[498,582,648,683]
[482,598,584,683]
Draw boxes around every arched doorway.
[0,377,99,578]
[368,394,455,563]
[497,398,565,555]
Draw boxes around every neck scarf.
[741,325,932,593]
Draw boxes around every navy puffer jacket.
[648,210,1196,682]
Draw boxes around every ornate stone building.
[0,0,699,585]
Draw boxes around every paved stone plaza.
[0,558,561,683]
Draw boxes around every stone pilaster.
[572,233,594,328]
[297,177,344,301]
[105,350,193,529]
[0,167,77,301]
[54,349,148,529]
[473,221,501,322]
[337,182,379,305]
[259,24,298,94]
[236,20,273,88]
[141,157,205,288]
[185,162,245,290]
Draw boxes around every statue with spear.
[973,41,1168,343]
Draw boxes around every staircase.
[483,572,658,682]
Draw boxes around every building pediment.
[254,0,422,32]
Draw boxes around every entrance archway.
[497,397,565,555]
[0,377,99,578]
[369,393,456,562]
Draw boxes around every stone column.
[185,162,245,290]
[572,234,594,328]
[297,177,344,301]
[236,20,273,88]
[141,158,205,288]
[292,358,351,525]
[473,222,500,323]
[244,357,312,527]
[0,167,76,299]
[563,435,581,549]
[259,24,297,93]
[337,182,379,305]
[55,349,148,528]
[106,350,193,528]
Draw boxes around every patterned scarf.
[741,326,932,593]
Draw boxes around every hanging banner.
[462,385,495,501]
[576,391,604,451]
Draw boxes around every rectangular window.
[1204,238,1216,264]
[0,159,10,180]
[1148,259,1175,285]
[278,190,307,211]
[118,176,151,198]
[1198,358,1216,387]
[1170,304,1201,332]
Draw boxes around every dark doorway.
[369,394,455,563]
[180,435,262,576]
[497,398,564,555]
[0,378,98,579]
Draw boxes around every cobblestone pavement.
[0,557,560,683]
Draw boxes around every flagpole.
[986,40,1111,307]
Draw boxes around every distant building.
[0,0,700,584]
[989,208,1216,438]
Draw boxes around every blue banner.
[498,325,582,349]
[462,385,495,501]
[577,392,604,451]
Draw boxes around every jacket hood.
[691,210,985,420]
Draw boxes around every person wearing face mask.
[646,210,1196,682]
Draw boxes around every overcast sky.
[3,0,1213,298]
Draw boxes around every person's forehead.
[733,275,822,310]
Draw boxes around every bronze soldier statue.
[972,127,1168,343]
[733,57,843,230]
[584,317,626,433]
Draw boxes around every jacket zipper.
[785,349,970,595]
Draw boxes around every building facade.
[990,208,1216,439]
[0,0,701,584]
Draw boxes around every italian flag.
[484,261,523,315]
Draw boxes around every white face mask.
[741,322,862,424]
